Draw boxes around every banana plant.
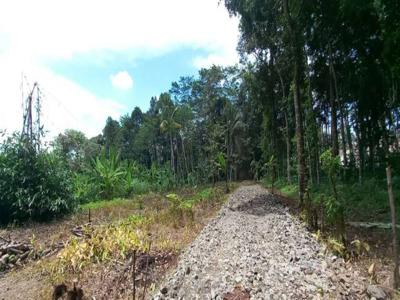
[93,149,125,199]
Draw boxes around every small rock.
[366,285,387,300]
[235,276,242,283]
[160,287,168,295]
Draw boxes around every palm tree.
[159,94,182,173]
[93,149,125,199]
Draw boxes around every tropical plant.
[92,149,125,199]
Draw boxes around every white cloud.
[193,51,239,69]
[110,71,133,90]
[0,0,239,60]
[0,0,239,137]
[0,53,124,139]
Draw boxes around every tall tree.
[103,117,121,156]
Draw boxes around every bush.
[165,193,194,226]
[130,178,151,195]
[142,164,176,191]
[0,135,77,224]
[73,173,100,203]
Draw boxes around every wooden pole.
[132,249,137,300]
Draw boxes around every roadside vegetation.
[265,176,400,224]
[0,184,229,299]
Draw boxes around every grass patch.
[80,198,137,211]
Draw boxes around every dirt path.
[153,185,369,300]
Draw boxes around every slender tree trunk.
[277,68,291,184]
[190,143,194,174]
[285,112,291,184]
[325,119,329,149]
[386,164,399,288]
[294,65,307,205]
[383,88,400,287]
[225,123,230,193]
[283,0,307,206]
[329,45,339,157]
[356,128,363,184]
[170,133,174,174]
[345,108,355,167]
[293,63,307,205]
[329,72,339,156]
[331,175,346,244]
[315,119,321,185]
[340,103,348,168]
[307,140,313,185]
[316,149,321,185]
[230,141,234,181]
[180,133,189,180]
[369,132,375,172]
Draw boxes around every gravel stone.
[366,285,387,299]
[152,185,368,299]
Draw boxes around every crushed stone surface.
[153,185,368,300]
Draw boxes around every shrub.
[165,193,194,226]
[320,150,346,243]
[142,164,176,191]
[0,134,77,224]
[73,173,100,203]
[320,149,342,220]
[54,215,146,274]
[130,178,151,195]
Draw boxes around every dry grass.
[0,184,232,299]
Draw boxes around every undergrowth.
[79,198,137,211]
[264,177,400,223]
[51,215,147,276]
[312,230,370,260]
[263,177,394,260]
[47,185,228,283]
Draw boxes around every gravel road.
[153,185,370,300]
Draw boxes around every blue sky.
[47,47,210,114]
[0,0,239,138]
